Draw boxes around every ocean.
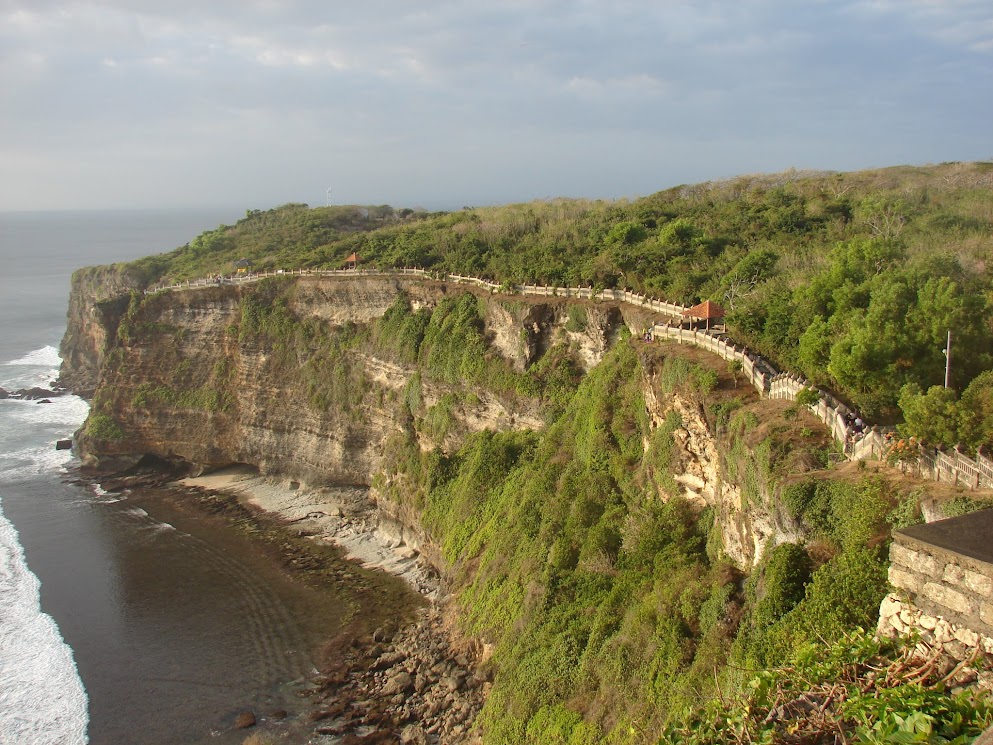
[0,210,348,744]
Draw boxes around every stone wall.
[879,510,993,663]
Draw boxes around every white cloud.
[0,0,990,210]
[843,0,993,52]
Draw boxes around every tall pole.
[944,330,952,389]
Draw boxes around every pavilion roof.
[344,252,360,264]
[682,300,727,320]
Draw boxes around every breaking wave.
[0,345,89,743]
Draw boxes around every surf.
[0,346,90,744]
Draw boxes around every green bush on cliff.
[733,477,893,670]
[372,290,583,419]
[382,341,730,740]
[662,629,993,745]
[375,295,431,364]
[132,382,231,412]
[85,413,126,440]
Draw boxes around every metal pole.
[944,330,952,389]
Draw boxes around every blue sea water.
[0,209,345,744]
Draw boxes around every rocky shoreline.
[85,462,486,744]
[306,607,487,745]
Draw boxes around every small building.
[344,252,361,270]
[233,258,253,274]
[682,300,726,331]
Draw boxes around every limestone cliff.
[62,272,828,573]
[62,275,621,483]
[59,264,148,396]
[640,355,810,568]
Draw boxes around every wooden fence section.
[145,267,993,490]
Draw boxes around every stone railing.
[879,510,993,666]
[644,325,894,459]
[647,324,776,394]
[898,445,993,491]
[145,266,992,488]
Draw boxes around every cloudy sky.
[2,0,991,211]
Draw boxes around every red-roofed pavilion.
[344,253,360,270]
[682,300,727,330]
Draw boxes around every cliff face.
[63,272,820,571]
[641,366,806,568]
[59,264,148,396]
[63,275,623,484]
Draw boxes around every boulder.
[233,711,256,729]
[18,387,63,400]
[382,671,413,696]
[400,724,429,745]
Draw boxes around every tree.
[727,359,743,388]
[605,221,647,246]
[957,372,993,451]
[897,383,959,447]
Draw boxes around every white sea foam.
[0,345,90,743]
[0,503,88,744]
[0,394,88,482]
[0,450,73,484]
[1,346,65,393]
[4,345,62,368]
[88,484,123,504]
[3,395,90,429]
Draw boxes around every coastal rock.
[400,724,429,744]
[382,671,413,696]
[303,605,484,743]
[233,711,256,729]
[18,386,63,400]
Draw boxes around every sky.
[1,0,991,212]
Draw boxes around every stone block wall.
[879,520,993,661]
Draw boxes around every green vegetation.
[105,163,993,449]
[366,330,948,742]
[662,630,992,744]
[86,163,993,742]
[898,372,993,455]
[84,413,126,440]
[132,382,231,412]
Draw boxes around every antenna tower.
[326,187,333,207]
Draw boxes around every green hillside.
[119,162,993,453]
